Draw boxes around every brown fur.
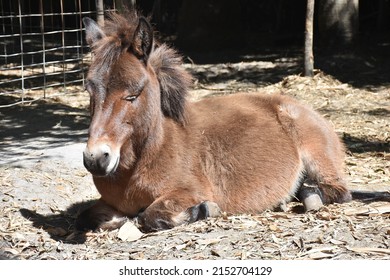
[78,11,351,232]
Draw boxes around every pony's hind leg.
[302,151,352,206]
[297,162,351,212]
[277,97,351,210]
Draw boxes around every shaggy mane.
[149,44,192,124]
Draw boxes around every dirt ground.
[0,50,389,260]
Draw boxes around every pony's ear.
[83,17,105,46]
[132,17,153,62]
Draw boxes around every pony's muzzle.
[83,144,119,176]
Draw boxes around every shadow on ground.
[343,133,390,154]
[0,95,89,166]
[19,200,98,245]
[315,44,390,90]
[185,49,302,87]
[184,44,390,90]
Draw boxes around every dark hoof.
[298,184,324,212]
[137,213,175,232]
[186,201,221,223]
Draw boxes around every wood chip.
[3,248,19,255]
[346,247,390,255]
[269,224,280,231]
[308,251,335,260]
[196,238,221,246]
[344,204,390,216]
[210,249,222,257]
[301,246,338,259]
[329,239,346,245]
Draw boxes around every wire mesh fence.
[0,0,115,107]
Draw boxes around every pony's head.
[82,11,191,176]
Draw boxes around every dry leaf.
[239,219,258,229]
[175,243,188,250]
[240,251,248,260]
[308,251,335,260]
[329,239,346,245]
[344,204,390,216]
[301,246,338,259]
[12,232,26,240]
[3,248,19,255]
[269,224,281,232]
[196,238,221,246]
[346,247,390,255]
[270,213,295,219]
[210,249,222,257]
[117,222,143,241]
[316,211,337,221]
[271,234,283,244]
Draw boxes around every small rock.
[117,222,143,241]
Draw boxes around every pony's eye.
[124,94,138,102]
[123,81,145,102]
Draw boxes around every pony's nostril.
[83,144,117,176]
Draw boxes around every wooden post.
[304,0,315,77]
[96,0,104,26]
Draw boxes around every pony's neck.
[119,110,166,173]
[141,114,165,159]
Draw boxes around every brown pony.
[76,11,388,232]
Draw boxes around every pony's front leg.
[138,197,221,232]
[75,199,128,231]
